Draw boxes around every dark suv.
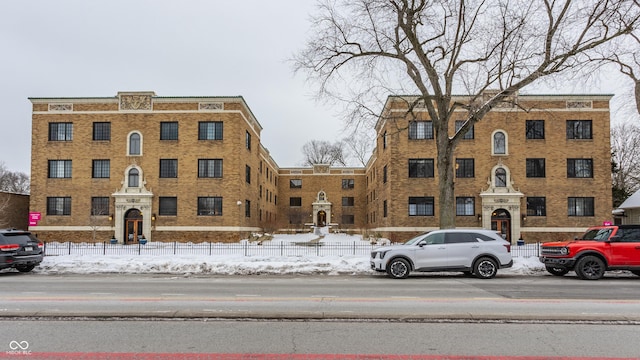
[0,229,44,273]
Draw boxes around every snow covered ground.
[34,232,547,276]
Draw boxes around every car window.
[581,228,612,241]
[424,232,444,245]
[404,233,429,245]
[618,228,640,243]
[445,232,478,244]
[1,233,35,244]
[475,233,497,242]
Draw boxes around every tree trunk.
[635,80,640,116]
[436,119,456,229]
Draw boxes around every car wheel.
[545,266,569,276]
[386,258,411,279]
[474,257,498,279]
[15,264,36,273]
[575,256,605,280]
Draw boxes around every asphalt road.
[1,272,639,322]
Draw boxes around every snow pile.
[33,232,547,276]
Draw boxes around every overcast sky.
[1,1,635,176]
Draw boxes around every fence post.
[280,242,283,257]
[68,241,72,255]
[244,241,248,257]
[174,241,177,255]
[209,242,212,256]
[316,241,319,256]
[138,241,141,255]
[103,241,106,255]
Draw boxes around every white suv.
[371,229,513,279]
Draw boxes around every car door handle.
[471,245,480,248]
[438,247,446,250]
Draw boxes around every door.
[125,209,143,243]
[491,209,511,243]
[412,232,448,270]
[317,211,326,227]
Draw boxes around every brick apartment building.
[28,91,613,243]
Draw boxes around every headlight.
[560,247,569,255]
[379,250,389,259]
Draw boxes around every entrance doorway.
[125,209,143,243]
[317,211,326,227]
[491,209,511,243]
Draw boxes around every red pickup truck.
[539,225,640,280]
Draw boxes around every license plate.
[24,247,33,251]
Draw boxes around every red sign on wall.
[28,212,41,226]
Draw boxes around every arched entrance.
[317,210,327,227]
[125,209,143,244]
[491,209,511,243]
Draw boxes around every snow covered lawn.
[34,232,547,276]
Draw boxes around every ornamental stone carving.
[199,102,224,110]
[120,95,152,110]
[567,101,591,109]
[48,104,73,112]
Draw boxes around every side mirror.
[418,240,427,247]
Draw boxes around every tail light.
[0,244,20,252]
[504,244,511,253]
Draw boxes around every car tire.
[575,255,605,280]
[545,266,569,276]
[15,264,36,273]
[474,257,498,279]
[386,258,411,279]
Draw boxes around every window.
[129,133,141,155]
[568,197,594,216]
[289,197,302,207]
[91,197,109,216]
[160,122,178,140]
[47,197,71,215]
[128,168,139,187]
[566,120,592,139]
[342,215,354,224]
[456,159,474,178]
[455,120,474,139]
[198,197,222,216]
[49,123,73,141]
[526,120,544,139]
[526,158,546,178]
[199,121,223,140]
[456,197,475,216]
[383,165,388,183]
[342,197,355,206]
[383,200,387,218]
[409,121,433,140]
[493,131,506,154]
[92,160,110,178]
[159,197,177,216]
[198,159,223,178]
[159,159,178,178]
[246,131,251,150]
[383,131,387,149]
[409,197,434,216]
[48,160,72,178]
[409,159,434,178]
[245,165,251,184]
[342,179,354,189]
[93,122,111,141]
[526,197,546,216]
[245,200,251,217]
[495,168,507,187]
[290,179,302,188]
[567,159,593,178]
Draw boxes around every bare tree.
[0,162,29,194]
[611,122,640,206]
[294,0,639,228]
[301,140,347,166]
[343,134,375,166]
